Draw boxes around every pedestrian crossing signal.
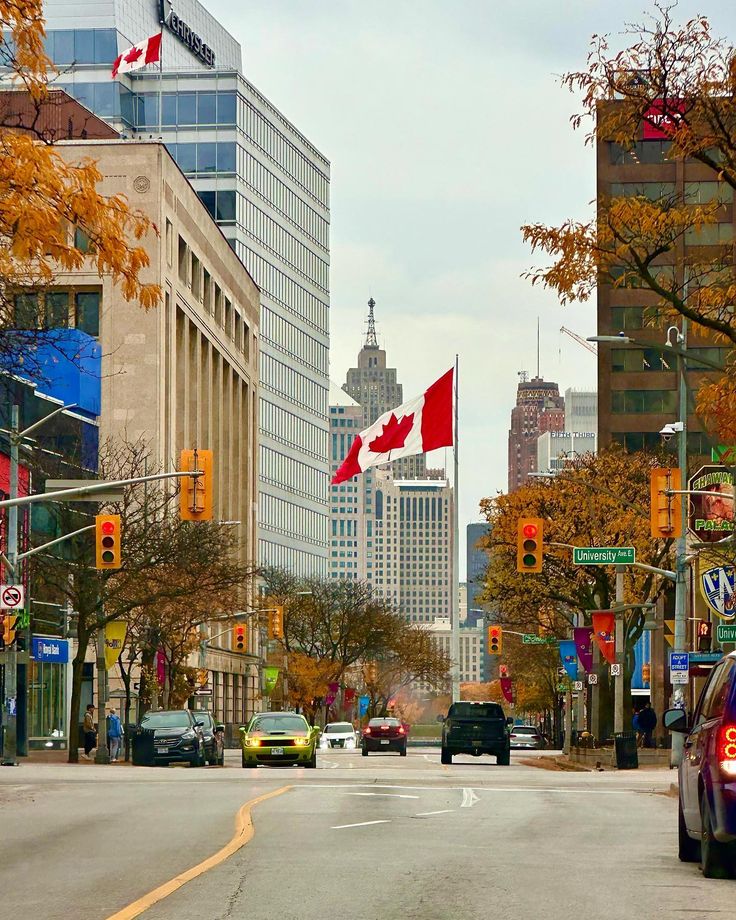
[268,606,284,640]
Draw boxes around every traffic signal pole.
[614,567,625,735]
[1,406,20,765]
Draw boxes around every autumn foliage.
[0,2,160,347]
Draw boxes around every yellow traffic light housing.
[95,514,121,569]
[517,518,543,573]
[1,614,18,647]
[233,624,247,653]
[487,625,502,655]
[268,606,284,640]
[180,448,213,521]
[650,467,682,538]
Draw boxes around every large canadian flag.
[332,367,454,485]
[111,33,162,79]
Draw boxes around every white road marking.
[293,783,656,796]
[416,810,454,816]
[345,792,419,799]
[331,820,391,830]
[461,788,480,808]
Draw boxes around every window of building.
[611,348,673,372]
[46,291,70,328]
[75,291,100,336]
[685,223,733,246]
[610,182,676,201]
[608,140,672,165]
[611,389,677,414]
[178,236,188,285]
[684,182,733,205]
[13,292,39,329]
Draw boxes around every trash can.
[131,728,155,766]
[614,731,639,769]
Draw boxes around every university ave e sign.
[572,547,636,566]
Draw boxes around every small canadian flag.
[111,32,162,79]
[332,367,454,485]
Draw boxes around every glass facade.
[32,13,331,577]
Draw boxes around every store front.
[28,636,70,750]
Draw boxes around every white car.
[320,721,358,749]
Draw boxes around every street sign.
[573,547,636,566]
[573,680,584,691]
[31,636,69,663]
[712,445,736,464]
[610,663,622,677]
[689,652,724,664]
[522,634,558,645]
[194,688,213,696]
[717,623,736,643]
[0,584,24,610]
[687,465,734,544]
[45,479,126,503]
[670,651,689,684]
[588,673,598,685]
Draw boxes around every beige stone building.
[55,139,261,728]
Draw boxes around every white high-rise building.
[328,383,365,581]
[564,389,598,435]
[41,0,331,575]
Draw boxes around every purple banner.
[559,640,578,680]
[574,627,594,672]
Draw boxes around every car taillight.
[398,726,405,735]
[719,724,736,776]
[363,727,371,734]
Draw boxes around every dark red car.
[361,717,408,756]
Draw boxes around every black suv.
[440,701,513,765]
[140,709,207,767]
[196,711,225,766]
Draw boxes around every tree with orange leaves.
[0,2,160,367]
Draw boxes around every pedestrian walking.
[638,701,657,748]
[107,708,124,762]
[82,704,97,760]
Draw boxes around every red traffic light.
[522,523,538,539]
[101,520,116,535]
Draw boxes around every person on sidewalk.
[632,709,643,748]
[82,704,97,760]
[107,708,124,762]
[638,702,657,748]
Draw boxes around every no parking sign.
[0,584,24,610]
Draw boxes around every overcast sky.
[206,0,736,571]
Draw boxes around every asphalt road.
[1,748,733,920]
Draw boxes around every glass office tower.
[41,0,331,575]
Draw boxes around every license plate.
[380,739,389,745]
[157,747,167,754]
[271,746,284,755]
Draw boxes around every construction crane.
[560,326,597,356]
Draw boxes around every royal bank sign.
[158,0,215,67]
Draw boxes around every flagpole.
[451,354,460,703]
[157,28,163,139]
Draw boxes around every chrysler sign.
[159,1,215,67]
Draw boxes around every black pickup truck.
[440,701,513,765]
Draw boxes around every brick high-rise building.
[507,375,565,492]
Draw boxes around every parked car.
[139,709,207,767]
[665,650,736,878]
[320,722,358,749]
[361,717,408,756]
[240,712,319,768]
[509,725,545,750]
[195,710,225,766]
[440,701,512,765]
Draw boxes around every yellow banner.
[104,620,127,670]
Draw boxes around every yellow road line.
[105,785,291,920]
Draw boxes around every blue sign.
[32,636,69,663]
[559,640,578,680]
[669,652,689,672]
[358,695,370,717]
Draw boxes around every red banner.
[592,613,616,664]
[343,688,356,704]
[642,98,685,140]
[500,678,514,704]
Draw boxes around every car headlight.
[244,737,261,747]
[294,737,310,747]
[181,730,196,740]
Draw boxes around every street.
[1,750,733,920]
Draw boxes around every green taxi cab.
[240,711,319,768]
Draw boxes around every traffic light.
[365,660,378,683]
[499,664,509,678]
[650,467,682,539]
[179,448,213,521]
[488,625,502,655]
[233,624,247,653]
[517,518,543,573]
[95,514,121,569]
[698,620,713,652]
[268,606,284,640]
[1,614,17,648]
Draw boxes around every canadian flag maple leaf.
[369,412,415,453]
[125,45,144,63]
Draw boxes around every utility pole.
[614,567,625,734]
[671,318,689,768]
[1,406,20,765]
[94,608,110,764]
